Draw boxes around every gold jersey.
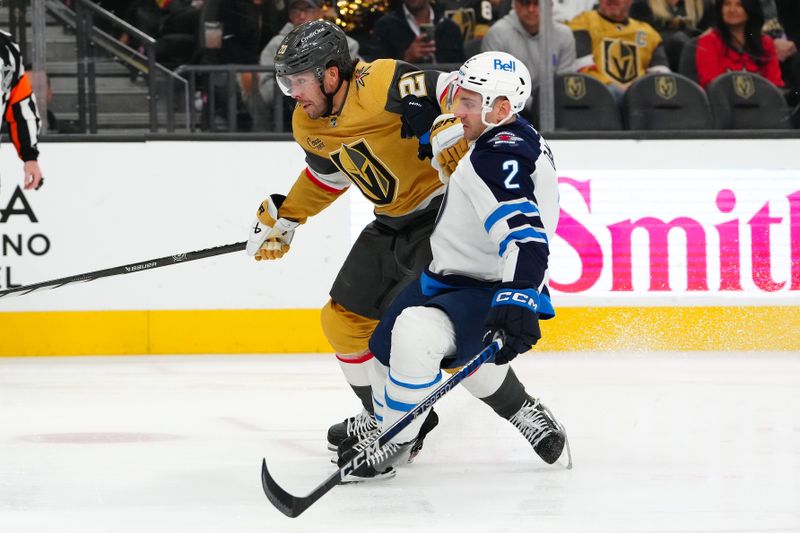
[278,59,455,224]
[568,10,664,85]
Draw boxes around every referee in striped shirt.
[1,30,43,191]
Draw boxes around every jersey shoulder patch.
[486,130,526,148]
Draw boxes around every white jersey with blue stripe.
[425,116,558,308]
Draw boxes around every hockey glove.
[430,113,469,183]
[246,194,300,261]
[484,282,542,365]
[400,94,437,160]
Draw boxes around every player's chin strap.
[480,105,517,132]
[320,69,347,118]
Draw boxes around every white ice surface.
[1,352,799,533]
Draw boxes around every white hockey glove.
[246,194,299,261]
[430,114,469,184]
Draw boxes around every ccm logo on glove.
[493,289,540,310]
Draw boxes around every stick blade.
[260,458,308,518]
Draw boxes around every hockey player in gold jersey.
[246,20,451,455]
[247,21,556,463]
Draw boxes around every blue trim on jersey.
[372,395,384,408]
[498,227,548,256]
[384,388,415,412]
[388,370,442,390]
[421,269,495,296]
[375,413,384,422]
[484,201,540,233]
[420,270,457,296]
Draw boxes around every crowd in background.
[90,0,799,129]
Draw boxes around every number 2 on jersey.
[502,160,519,189]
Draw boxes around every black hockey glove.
[400,94,436,160]
[483,282,542,365]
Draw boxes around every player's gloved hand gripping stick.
[260,337,504,518]
[484,282,543,365]
[246,194,299,261]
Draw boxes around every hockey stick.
[0,241,247,299]
[260,337,503,518]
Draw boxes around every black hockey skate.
[508,398,572,468]
[336,408,439,465]
[337,438,408,483]
[326,409,378,452]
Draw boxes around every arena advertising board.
[1,139,798,311]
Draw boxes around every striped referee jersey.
[0,30,40,162]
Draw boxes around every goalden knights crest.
[330,139,398,206]
[654,75,677,100]
[564,75,586,100]
[732,73,755,99]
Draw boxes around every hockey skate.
[337,438,408,483]
[336,408,439,465]
[326,409,378,452]
[508,398,572,468]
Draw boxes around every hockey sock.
[382,368,441,443]
[337,351,375,414]
[473,366,529,420]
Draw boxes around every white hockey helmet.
[455,51,531,127]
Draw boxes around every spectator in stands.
[154,1,203,68]
[258,0,359,120]
[630,0,712,70]
[568,0,669,98]
[216,0,286,65]
[554,0,596,22]
[368,0,465,64]
[761,0,799,113]
[695,0,783,88]
[481,0,577,112]
[436,0,496,44]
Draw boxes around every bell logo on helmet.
[493,59,516,72]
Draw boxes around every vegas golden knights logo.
[603,39,638,84]
[655,75,677,100]
[445,9,476,42]
[564,75,586,100]
[733,73,755,99]
[330,139,398,205]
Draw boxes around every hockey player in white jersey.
[338,51,569,480]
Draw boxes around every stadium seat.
[530,73,622,130]
[622,72,713,130]
[706,72,792,129]
[677,36,700,83]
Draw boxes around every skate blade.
[553,428,573,470]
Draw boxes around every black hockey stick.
[0,241,247,299]
[260,337,503,518]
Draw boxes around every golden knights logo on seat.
[655,75,677,100]
[564,75,587,100]
[602,39,638,84]
[733,73,755,99]
[330,139,398,205]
